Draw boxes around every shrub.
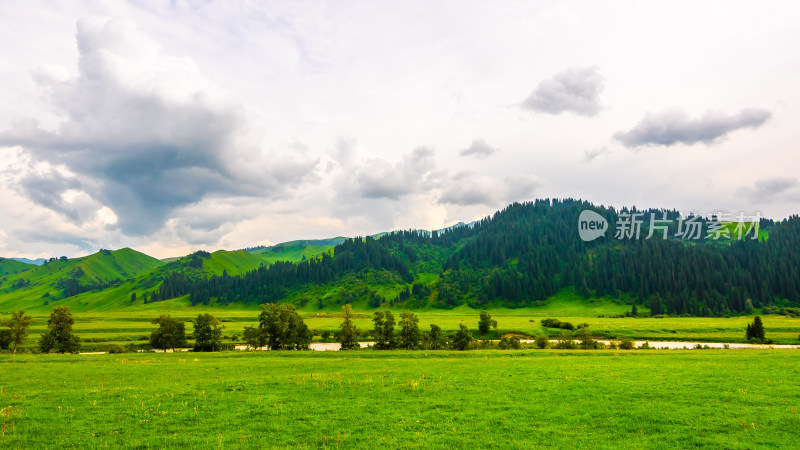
[540,318,575,331]
[497,337,521,349]
[451,324,474,350]
[535,335,549,349]
[497,337,510,349]
[0,329,11,350]
[555,331,576,349]
[618,338,635,350]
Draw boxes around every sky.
[1,0,799,259]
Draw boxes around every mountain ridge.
[1,199,798,315]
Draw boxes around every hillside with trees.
[2,199,799,316]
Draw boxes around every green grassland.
[0,259,33,277]
[252,244,336,266]
[1,350,799,448]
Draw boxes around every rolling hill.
[0,248,164,311]
[0,258,33,276]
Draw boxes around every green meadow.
[1,350,799,448]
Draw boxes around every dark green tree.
[0,329,11,350]
[451,324,474,350]
[398,310,421,349]
[149,315,187,352]
[577,325,596,349]
[426,323,447,350]
[193,313,224,351]
[242,325,263,350]
[746,316,766,342]
[339,304,359,350]
[258,304,312,350]
[372,310,396,350]
[478,310,497,339]
[2,309,32,354]
[39,306,80,353]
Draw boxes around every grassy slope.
[253,244,335,265]
[0,246,328,313]
[0,258,33,276]
[203,250,266,276]
[1,350,799,448]
[0,248,163,312]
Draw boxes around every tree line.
[1,306,778,354]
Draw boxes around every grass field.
[1,350,799,448]
[4,292,800,351]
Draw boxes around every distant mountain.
[8,257,46,266]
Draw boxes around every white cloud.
[614,108,771,148]
[1,2,799,258]
[522,66,605,117]
[460,139,498,159]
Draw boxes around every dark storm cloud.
[16,169,82,219]
[614,108,771,148]
[522,66,604,117]
[0,18,316,236]
[459,139,498,159]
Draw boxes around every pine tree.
[746,316,765,342]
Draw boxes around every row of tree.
[0,307,81,354]
[330,305,499,351]
[0,307,775,354]
[148,313,226,352]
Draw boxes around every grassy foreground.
[1,350,799,448]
